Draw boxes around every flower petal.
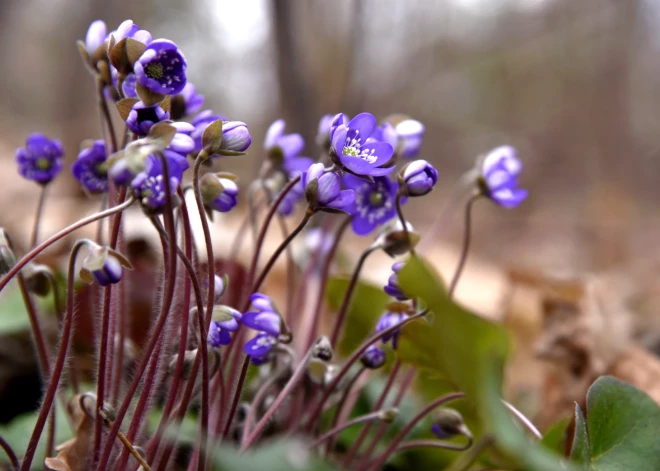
[347,113,377,142]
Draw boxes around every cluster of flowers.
[6,15,530,470]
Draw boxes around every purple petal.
[360,142,394,167]
[244,333,277,358]
[277,133,304,159]
[85,20,107,53]
[331,126,348,155]
[317,172,341,205]
[351,214,378,236]
[367,165,396,177]
[242,311,281,336]
[325,189,355,210]
[264,120,285,149]
[347,113,377,142]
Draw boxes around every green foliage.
[397,256,571,470]
[325,276,390,356]
[569,376,660,471]
[211,439,336,471]
[540,417,570,455]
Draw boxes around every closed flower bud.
[372,219,419,257]
[208,306,242,347]
[394,117,425,159]
[200,173,239,214]
[361,345,386,369]
[302,163,355,212]
[200,120,251,158]
[24,264,53,297]
[80,243,133,286]
[400,160,438,197]
[378,408,399,424]
[383,262,408,301]
[312,336,333,362]
[431,408,472,440]
[0,229,16,276]
[168,349,198,380]
[208,274,228,300]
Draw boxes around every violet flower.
[330,112,394,177]
[191,110,226,153]
[361,345,386,369]
[302,163,355,212]
[395,118,425,159]
[130,153,184,209]
[85,20,107,56]
[134,39,187,95]
[242,293,282,364]
[108,19,152,45]
[170,82,204,120]
[479,146,527,208]
[208,308,242,347]
[375,311,409,350]
[264,119,304,163]
[121,73,138,98]
[401,160,438,197]
[383,262,409,301]
[277,155,313,216]
[81,245,123,286]
[343,174,399,235]
[16,133,64,185]
[72,140,108,193]
[218,121,252,154]
[200,173,239,213]
[126,101,170,136]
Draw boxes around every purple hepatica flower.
[219,121,252,154]
[208,309,242,347]
[368,123,398,149]
[480,146,528,208]
[244,332,278,364]
[72,140,108,193]
[191,110,226,153]
[361,345,386,369]
[168,121,195,157]
[81,246,123,286]
[277,155,313,216]
[121,73,138,98]
[402,160,438,197]
[317,113,348,148]
[170,82,204,120]
[265,119,304,162]
[376,311,409,350]
[16,133,64,185]
[303,163,355,212]
[384,262,409,301]
[131,153,183,209]
[395,118,425,159]
[85,20,107,55]
[331,113,394,177]
[243,293,282,364]
[109,20,152,45]
[343,174,398,236]
[203,174,238,213]
[126,101,170,136]
[134,39,187,95]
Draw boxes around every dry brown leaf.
[44,394,95,471]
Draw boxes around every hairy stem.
[447,195,479,298]
[310,410,387,449]
[30,185,48,249]
[0,434,19,470]
[222,355,250,439]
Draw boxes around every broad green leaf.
[398,256,572,471]
[212,438,336,471]
[326,277,390,356]
[0,280,57,334]
[586,376,660,470]
[570,404,590,469]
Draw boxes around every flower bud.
[312,336,333,362]
[431,408,472,440]
[200,120,251,158]
[208,306,242,347]
[200,172,239,214]
[208,274,228,300]
[302,163,355,212]
[361,345,386,370]
[378,408,399,424]
[168,349,198,380]
[383,262,408,301]
[400,160,438,197]
[24,264,53,297]
[0,229,16,276]
[372,219,419,257]
[394,117,425,159]
[307,357,329,385]
[80,243,133,286]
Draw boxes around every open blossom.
[264,119,304,162]
[130,152,185,209]
[401,160,438,196]
[208,308,242,347]
[303,163,355,212]
[242,293,281,364]
[330,112,394,177]
[343,174,398,235]
[480,146,527,208]
[72,140,108,193]
[375,311,409,350]
[384,262,408,301]
[134,39,187,95]
[126,101,170,136]
[16,134,64,184]
[170,82,204,120]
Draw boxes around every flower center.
[145,62,165,80]
[342,131,377,163]
[36,158,50,170]
[369,192,384,206]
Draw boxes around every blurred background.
[3,0,660,462]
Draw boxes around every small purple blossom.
[302,163,355,212]
[72,140,108,193]
[191,110,226,153]
[330,112,394,177]
[208,308,242,347]
[168,121,195,156]
[329,113,349,143]
[130,152,184,209]
[242,309,281,337]
[121,73,138,98]
[85,20,107,55]
[82,246,123,286]
[277,155,313,216]
[109,20,152,45]
[134,39,187,95]
[480,146,527,208]
[208,274,228,300]
[368,123,397,149]
[375,311,409,350]
[219,121,251,154]
[343,174,399,235]
[361,345,386,369]
[170,83,204,120]
[384,262,408,301]
[201,174,238,213]
[243,293,281,364]
[16,133,64,185]
[402,160,438,196]
[395,118,425,158]
[126,101,170,136]
[244,332,278,364]
[265,119,304,161]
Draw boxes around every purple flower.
[395,118,425,158]
[368,123,397,149]
[130,152,184,209]
[244,332,278,364]
[343,174,398,235]
[168,121,195,156]
[170,83,204,120]
[402,160,438,196]
[242,309,281,336]
[208,274,228,300]
[219,121,252,154]
[208,308,242,347]
[361,345,386,369]
[109,20,152,45]
[330,113,394,177]
[81,246,123,286]
[265,119,304,161]
[243,293,281,364]
[191,110,226,153]
[134,39,187,95]
[121,73,138,98]
[201,173,239,213]
[303,163,355,212]
[480,146,527,208]
[316,113,349,148]
[85,20,107,55]
[383,262,408,301]
[16,133,64,184]
[329,113,349,143]
[72,140,108,193]
[126,101,170,136]
[375,311,409,350]
[277,155,314,216]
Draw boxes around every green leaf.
[212,438,336,471]
[0,280,56,334]
[540,417,570,455]
[398,256,572,471]
[586,376,660,470]
[326,277,390,356]
[570,404,591,469]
